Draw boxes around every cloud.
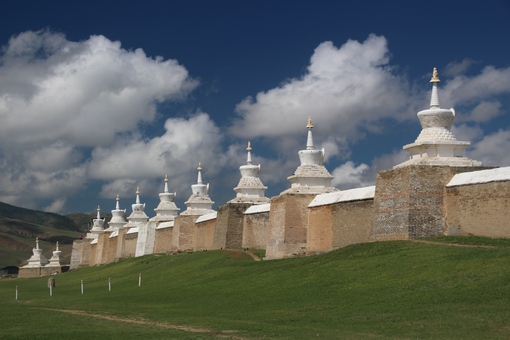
[441,66,510,108]
[44,198,67,214]
[90,112,226,201]
[0,30,198,211]
[330,161,371,189]
[229,35,411,159]
[443,59,478,77]
[467,129,510,166]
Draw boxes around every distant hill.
[0,201,100,267]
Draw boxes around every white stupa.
[106,195,127,231]
[150,175,180,222]
[86,206,105,239]
[229,141,270,204]
[124,187,149,228]
[47,242,63,267]
[24,237,49,267]
[181,163,215,216]
[283,117,337,194]
[396,68,482,168]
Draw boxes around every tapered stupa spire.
[430,67,440,108]
[164,174,169,193]
[306,116,314,150]
[247,141,253,165]
[197,163,203,185]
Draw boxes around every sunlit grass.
[1,237,509,339]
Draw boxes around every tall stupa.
[396,67,481,167]
[151,175,180,222]
[106,195,127,231]
[229,141,270,204]
[283,117,337,194]
[181,163,215,216]
[86,206,105,239]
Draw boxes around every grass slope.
[0,218,81,267]
[1,237,510,339]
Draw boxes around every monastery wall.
[95,233,108,265]
[242,208,270,250]
[70,239,84,270]
[172,215,198,252]
[266,193,316,259]
[371,165,490,241]
[194,217,216,251]
[154,226,173,253]
[308,199,374,254]
[18,266,69,278]
[105,235,118,264]
[213,203,252,249]
[89,242,98,266]
[446,180,510,238]
[122,232,138,258]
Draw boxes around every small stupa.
[47,242,63,267]
[181,163,215,215]
[150,175,180,222]
[229,141,270,204]
[396,68,482,167]
[86,206,105,239]
[124,187,149,227]
[283,117,337,194]
[24,237,49,267]
[106,195,127,231]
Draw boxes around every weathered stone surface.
[446,181,510,237]
[213,203,252,249]
[242,208,270,250]
[371,165,491,241]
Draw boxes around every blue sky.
[0,0,509,215]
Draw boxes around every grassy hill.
[0,202,95,267]
[1,237,509,339]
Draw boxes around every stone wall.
[105,234,118,264]
[70,239,83,270]
[18,266,70,278]
[446,181,510,237]
[194,218,216,251]
[89,242,97,266]
[122,232,138,258]
[154,227,173,253]
[213,203,251,249]
[307,199,373,254]
[371,165,490,241]
[171,215,199,252]
[242,211,270,249]
[266,193,316,259]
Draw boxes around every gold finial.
[164,174,169,182]
[197,162,202,171]
[97,205,100,211]
[247,141,252,152]
[136,187,140,194]
[116,194,120,201]
[306,116,314,129]
[430,67,440,83]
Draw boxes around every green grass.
[1,237,510,339]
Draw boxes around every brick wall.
[307,199,373,254]
[266,193,316,259]
[446,180,510,237]
[171,215,198,252]
[194,219,216,251]
[242,211,270,249]
[122,232,138,258]
[70,239,83,270]
[154,227,173,253]
[371,165,490,241]
[213,203,251,249]
[105,234,118,264]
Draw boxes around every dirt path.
[38,308,249,339]
[411,240,496,248]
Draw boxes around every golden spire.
[136,187,140,195]
[197,162,202,171]
[116,194,120,201]
[306,116,314,129]
[430,67,440,83]
[247,141,252,151]
[164,174,169,182]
